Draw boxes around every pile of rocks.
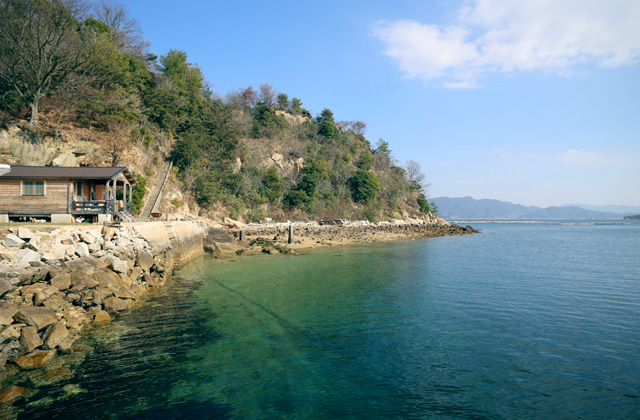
[236,218,477,246]
[0,225,174,372]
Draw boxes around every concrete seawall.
[0,221,205,383]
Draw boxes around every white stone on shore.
[15,249,41,265]
[109,258,128,274]
[75,243,90,258]
[2,234,25,248]
[17,227,34,240]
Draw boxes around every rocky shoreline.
[0,221,205,404]
[213,217,477,255]
[0,216,474,405]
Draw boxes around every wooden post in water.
[288,224,293,244]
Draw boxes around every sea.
[11,221,640,419]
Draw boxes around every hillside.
[0,1,435,223]
[432,197,630,220]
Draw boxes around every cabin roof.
[0,166,135,185]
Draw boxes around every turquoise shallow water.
[15,222,640,419]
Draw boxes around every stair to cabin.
[114,210,134,222]
[138,159,173,221]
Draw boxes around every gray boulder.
[15,249,41,266]
[2,234,25,248]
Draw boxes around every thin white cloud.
[557,149,635,166]
[374,0,640,87]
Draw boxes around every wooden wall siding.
[0,179,70,213]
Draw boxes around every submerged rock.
[103,297,130,314]
[14,349,56,370]
[0,385,30,403]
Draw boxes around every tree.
[276,93,289,110]
[258,83,276,106]
[291,97,302,112]
[261,167,282,202]
[317,108,337,142]
[0,0,90,126]
[417,193,430,213]
[283,190,308,209]
[92,0,147,56]
[297,156,328,198]
[350,170,381,204]
[238,85,257,107]
[405,160,429,192]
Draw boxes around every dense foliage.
[0,0,435,221]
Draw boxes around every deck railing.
[73,200,131,215]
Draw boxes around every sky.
[120,0,640,207]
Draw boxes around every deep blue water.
[14,221,640,419]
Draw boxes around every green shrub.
[283,190,309,209]
[350,170,381,204]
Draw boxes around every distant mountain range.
[431,196,638,220]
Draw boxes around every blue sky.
[120,0,640,207]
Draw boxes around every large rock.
[103,296,130,314]
[0,325,21,343]
[43,295,71,312]
[109,258,128,274]
[41,244,67,262]
[15,248,41,265]
[19,326,43,353]
[14,349,56,370]
[14,307,57,330]
[0,385,31,403]
[75,242,90,258]
[17,227,34,239]
[0,279,14,298]
[92,310,111,324]
[20,283,46,296]
[79,232,96,244]
[2,234,25,247]
[70,277,98,292]
[43,321,69,350]
[50,273,71,291]
[0,301,19,326]
[136,250,155,271]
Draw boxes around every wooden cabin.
[0,166,136,223]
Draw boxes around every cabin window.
[75,181,83,198]
[22,181,45,196]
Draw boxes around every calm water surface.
[14,222,640,419]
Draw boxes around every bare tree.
[405,160,430,193]
[238,86,257,107]
[102,120,131,165]
[339,120,367,136]
[258,83,276,106]
[92,0,147,56]
[0,0,90,126]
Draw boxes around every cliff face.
[0,127,94,167]
[0,221,205,377]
